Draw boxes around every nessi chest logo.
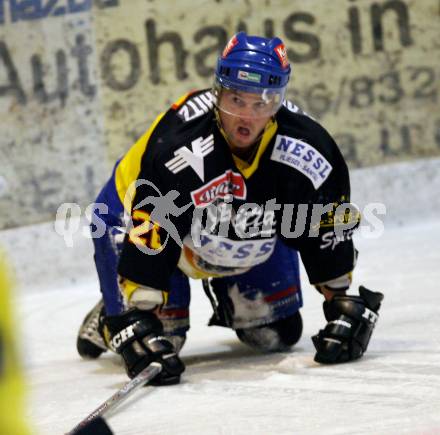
[271,135,333,189]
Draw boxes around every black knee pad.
[236,311,303,352]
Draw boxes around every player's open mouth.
[237,126,251,137]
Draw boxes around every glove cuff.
[104,309,163,353]
[105,309,163,334]
[323,286,383,322]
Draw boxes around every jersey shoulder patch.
[174,89,216,122]
[270,134,333,189]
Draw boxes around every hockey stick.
[66,362,162,435]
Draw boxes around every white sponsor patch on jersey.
[271,135,332,189]
[184,234,277,268]
[165,134,214,181]
[177,91,215,122]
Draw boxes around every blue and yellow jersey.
[0,252,31,435]
[111,89,357,292]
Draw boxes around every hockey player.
[77,32,383,385]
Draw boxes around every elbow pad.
[118,277,167,310]
[315,272,352,294]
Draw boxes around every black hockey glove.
[312,286,384,364]
[103,309,185,385]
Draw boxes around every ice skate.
[76,299,107,359]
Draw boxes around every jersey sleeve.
[117,122,193,292]
[278,125,359,285]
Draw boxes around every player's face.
[218,90,273,151]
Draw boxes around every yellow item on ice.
[0,252,31,435]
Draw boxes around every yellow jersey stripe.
[171,92,192,110]
[115,112,165,210]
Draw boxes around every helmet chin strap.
[214,107,273,162]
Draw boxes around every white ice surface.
[20,221,440,435]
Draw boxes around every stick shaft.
[66,362,162,435]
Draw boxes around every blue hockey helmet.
[214,32,291,118]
